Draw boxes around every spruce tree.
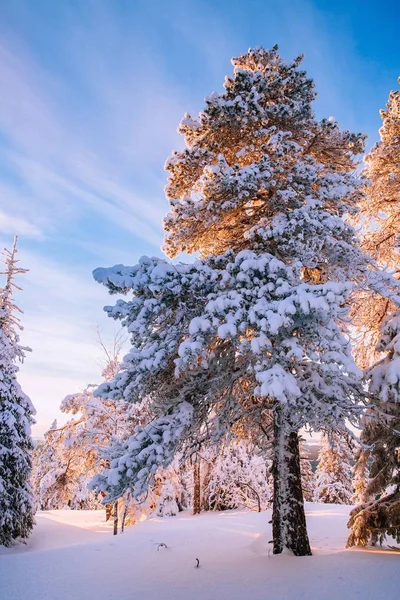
[0,237,35,547]
[92,47,381,555]
[314,433,354,504]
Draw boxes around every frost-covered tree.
[300,441,315,502]
[156,481,180,517]
[352,85,400,367]
[32,402,104,510]
[314,433,354,504]
[0,238,35,547]
[202,441,270,512]
[32,420,77,509]
[362,85,400,263]
[154,458,186,518]
[91,47,386,555]
[31,422,58,509]
[33,340,150,511]
[347,85,400,548]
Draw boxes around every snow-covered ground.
[1,504,399,600]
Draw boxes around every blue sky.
[0,0,399,435]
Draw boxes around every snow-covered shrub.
[202,442,270,512]
[314,433,354,505]
[156,481,179,517]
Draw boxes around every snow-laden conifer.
[156,480,180,517]
[347,85,400,548]
[0,238,35,546]
[91,47,396,555]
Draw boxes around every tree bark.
[113,501,118,536]
[121,496,128,534]
[105,502,113,522]
[272,407,312,556]
[193,461,201,515]
[121,505,128,533]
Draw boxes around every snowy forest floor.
[1,503,399,600]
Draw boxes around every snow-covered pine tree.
[314,433,354,504]
[0,238,35,547]
[91,47,383,555]
[156,480,180,517]
[154,458,186,518]
[299,440,315,502]
[347,85,400,548]
[163,45,372,554]
[351,84,400,367]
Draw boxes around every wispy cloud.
[0,208,43,238]
[0,33,178,246]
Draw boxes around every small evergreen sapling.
[202,442,270,512]
[314,433,354,505]
[156,481,179,517]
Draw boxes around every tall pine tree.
[0,238,35,547]
[348,85,400,547]
[92,47,385,555]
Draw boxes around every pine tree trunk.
[121,500,128,534]
[105,502,113,522]
[113,501,118,535]
[193,461,201,515]
[272,407,312,556]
